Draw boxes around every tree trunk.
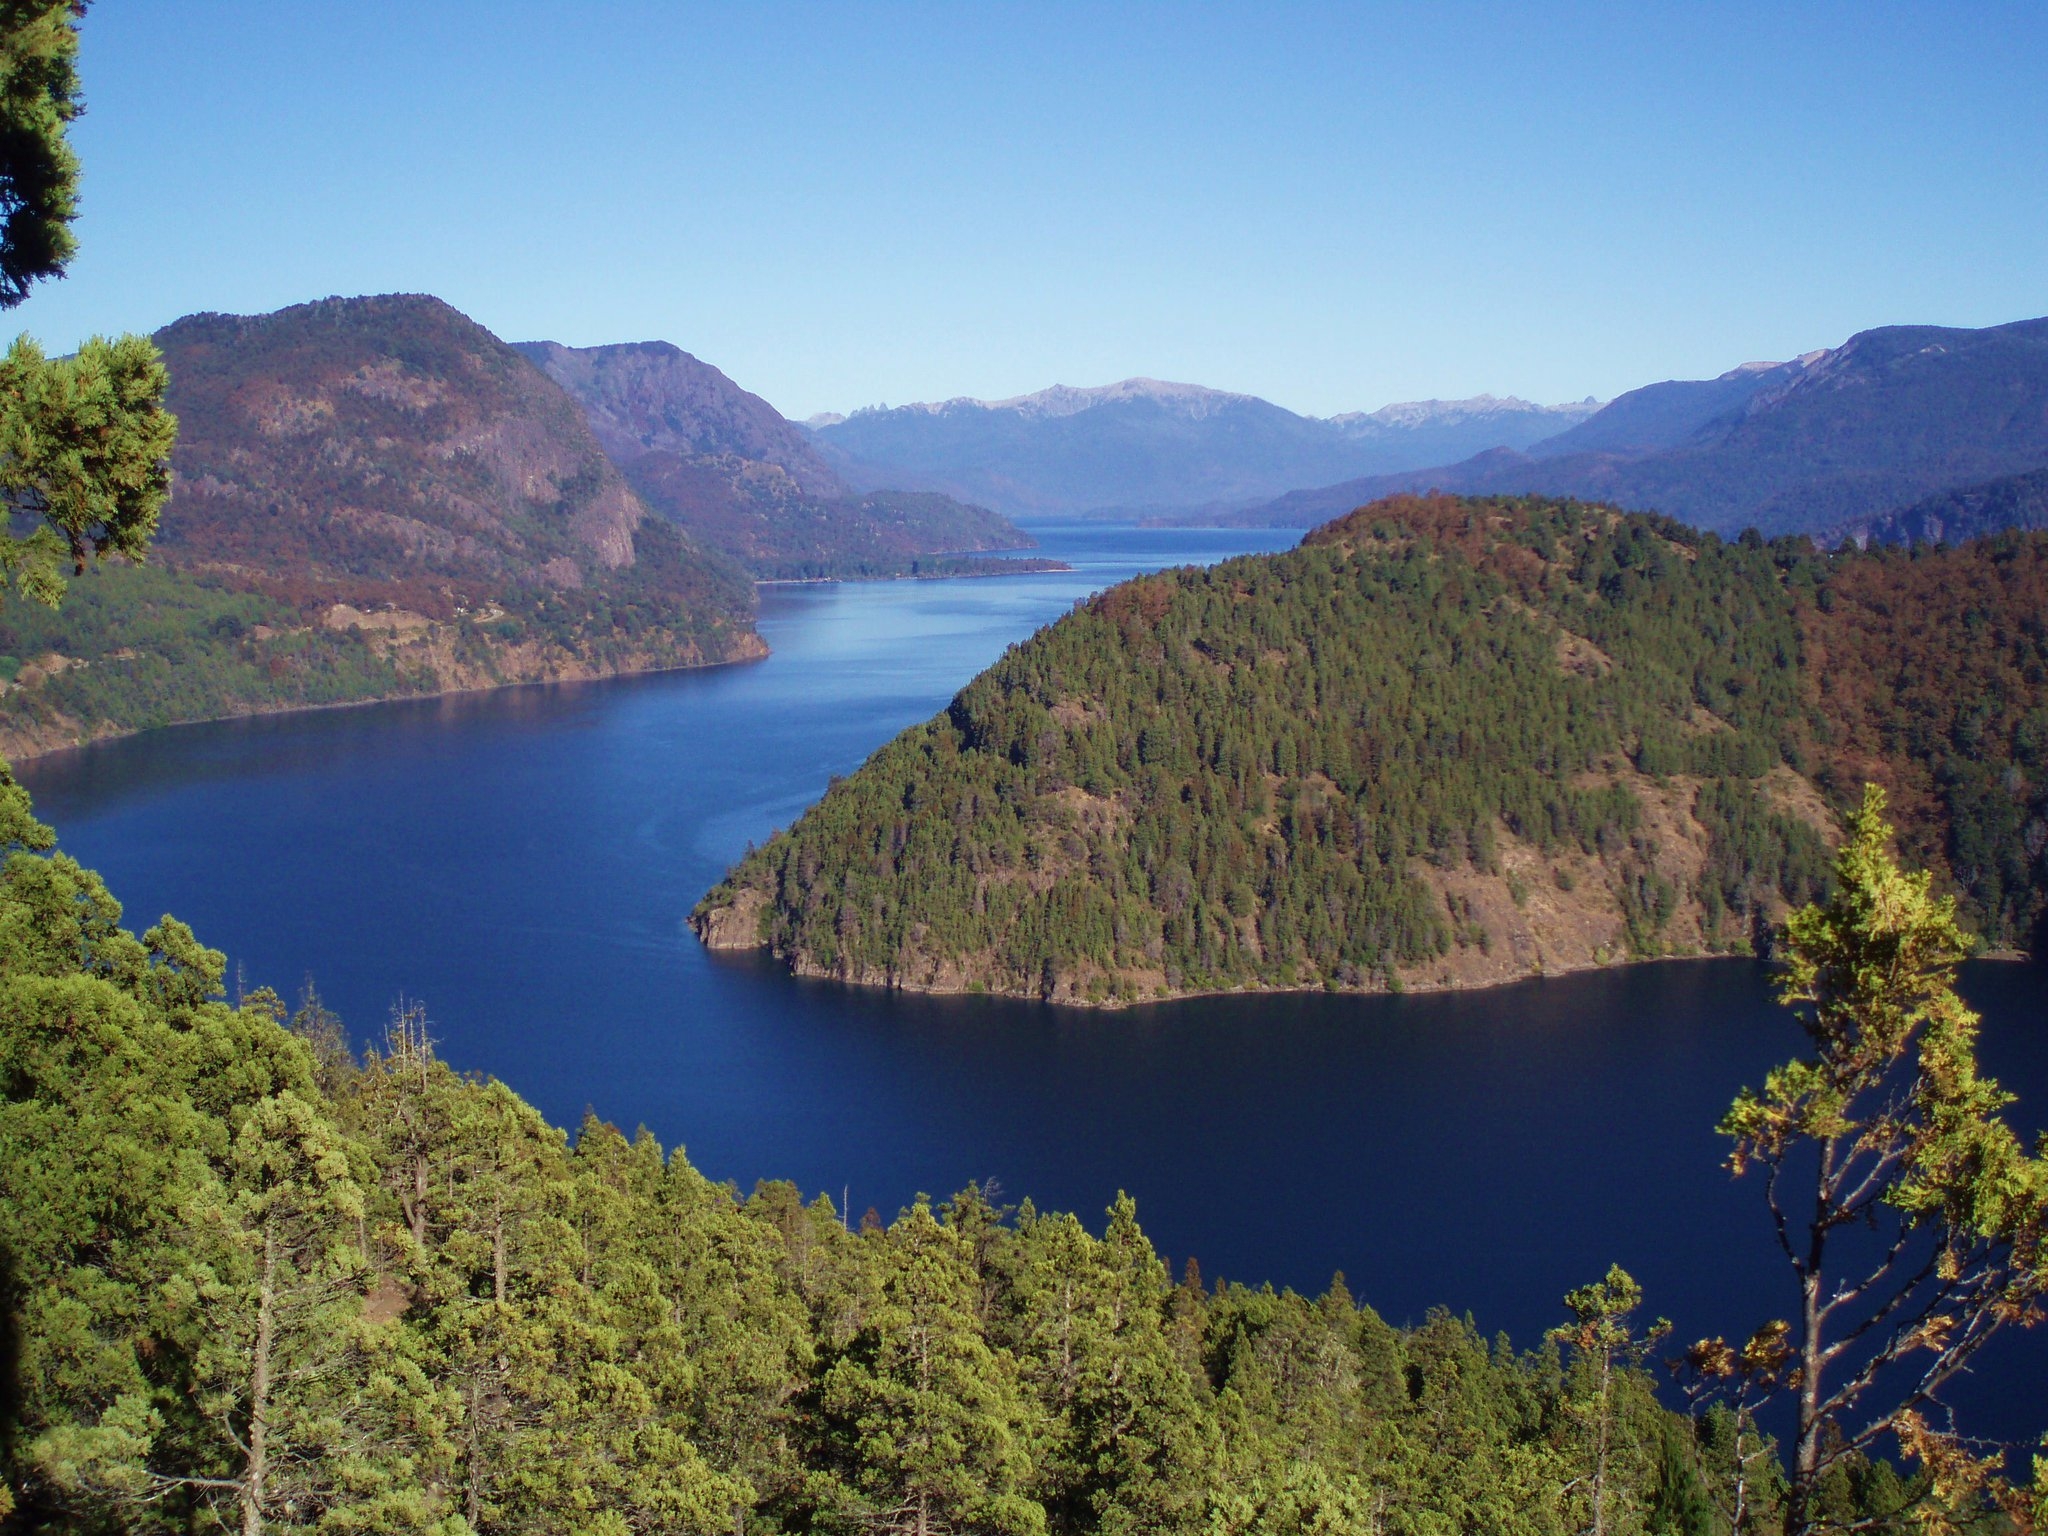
[1789,1146,1834,1536]
[1591,1350,1611,1536]
[241,1226,277,1536]
[411,1150,429,1251]
[1788,1262,1824,1536]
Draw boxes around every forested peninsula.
[695,494,2048,1004]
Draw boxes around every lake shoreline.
[755,560,1071,586]
[2,640,771,767]
[706,931,2037,1010]
[707,937,1759,1009]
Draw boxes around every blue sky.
[14,2,2046,419]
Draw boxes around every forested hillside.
[1834,466,2048,549]
[696,495,2048,1004]
[1,763,1951,1534]
[0,297,762,759]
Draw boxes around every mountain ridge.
[523,339,1044,579]
[1238,317,2048,535]
[513,338,843,495]
[807,379,1600,515]
[0,295,764,760]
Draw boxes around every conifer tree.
[172,1088,458,1533]
[816,1198,1045,1535]
[1702,785,2048,1535]
[1548,1265,1667,1536]
[0,4,176,607]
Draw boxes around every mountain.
[1522,359,1819,458]
[1333,393,1602,466]
[0,295,762,759]
[1240,318,2048,534]
[520,340,1041,579]
[1835,465,2048,547]
[694,493,2048,1005]
[513,339,841,494]
[806,379,1599,517]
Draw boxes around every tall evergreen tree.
[815,1198,1045,1536]
[1548,1266,1668,1536]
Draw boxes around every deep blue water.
[16,523,2047,1433]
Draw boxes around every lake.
[17,523,2047,1431]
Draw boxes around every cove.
[17,523,2047,1432]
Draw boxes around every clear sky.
[13,2,2046,420]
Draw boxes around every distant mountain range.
[518,341,1041,579]
[1238,318,2048,537]
[805,380,1599,517]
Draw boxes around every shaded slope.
[1834,465,2048,547]
[1243,318,2048,535]
[514,338,841,494]
[696,495,2048,1005]
[523,339,1040,579]
[1523,360,1811,458]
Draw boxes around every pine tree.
[170,1087,459,1532]
[1548,1265,1668,1536]
[0,5,176,607]
[1703,786,2048,1534]
[815,1199,1046,1535]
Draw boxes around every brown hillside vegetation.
[0,297,763,758]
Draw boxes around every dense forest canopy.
[6,760,2038,1534]
[696,495,2048,1005]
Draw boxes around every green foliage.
[700,495,1845,998]
[1707,787,2048,1535]
[1548,1267,1671,1536]
[702,495,2048,1000]
[0,562,433,738]
[0,7,178,610]
[5,762,1929,1535]
[0,515,766,748]
[0,0,84,308]
[0,335,177,607]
